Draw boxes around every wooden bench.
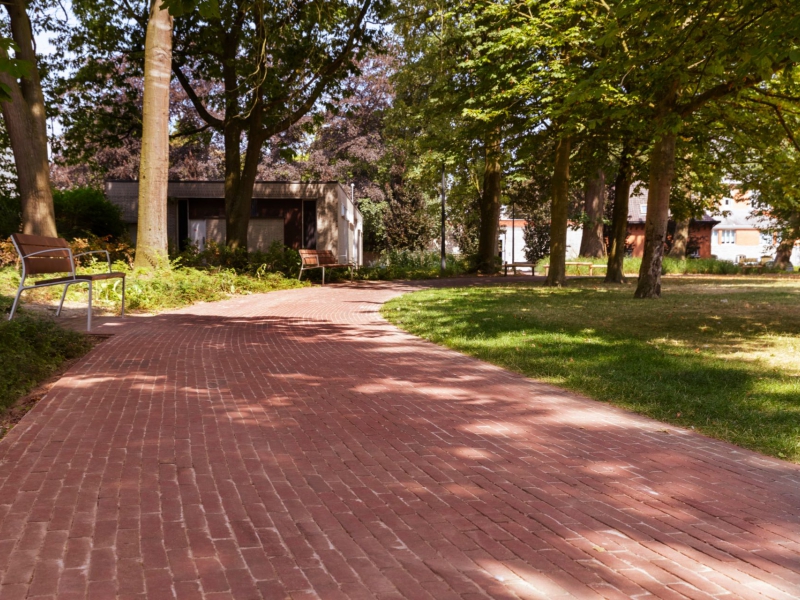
[543,262,608,276]
[8,233,126,330]
[503,262,537,276]
[298,249,353,285]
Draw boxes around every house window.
[720,230,736,244]
[639,203,647,215]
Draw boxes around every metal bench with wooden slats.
[8,233,126,330]
[298,249,353,285]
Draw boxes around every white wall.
[499,224,527,264]
[337,185,363,266]
[499,223,584,264]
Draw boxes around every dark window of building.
[303,200,317,249]
[178,200,188,251]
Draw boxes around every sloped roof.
[626,187,717,224]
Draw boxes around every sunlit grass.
[383,276,800,462]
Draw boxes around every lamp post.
[511,199,515,266]
[440,165,446,275]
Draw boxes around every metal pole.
[440,165,446,274]
[512,200,515,267]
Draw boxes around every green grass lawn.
[382,276,800,462]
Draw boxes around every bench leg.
[87,282,92,331]
[8,284,24,321]
[57,284,69,317]
[350,266,353,282]
[120,278,126,317]
[322,267,325,286]
[298,267,303,281]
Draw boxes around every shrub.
[0,235,134,269]
[0,307,92,411]
[174,240,302,278]
[53,187,127,240]
[356,249,467,280]
[0,194,20,239]
[534,255,780,276]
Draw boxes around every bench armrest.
[74,250,112,271]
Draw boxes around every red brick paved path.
[1,282,799,600]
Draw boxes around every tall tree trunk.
[634,132,677,298]
[605,147,632,283]
[222,119,242,248]
[668,219,690,259]
[134,0,173,268]
[0,1,56,237]
[477,128,502,273]
[547,135,571,286]
[773,235,796,269]
[579,169,606,258]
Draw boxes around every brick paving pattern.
[1,281,799,599]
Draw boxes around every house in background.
[105,180,363,266]
[498,212,583,266]
[710,192,790,263]
[625,190,719,258]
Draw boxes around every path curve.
[1,281,799,599]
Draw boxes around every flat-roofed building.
[104,180,363,265]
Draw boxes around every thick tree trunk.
[634,132,677,298]
[476,128,502,273]
[134,0,173,268]
[0,1,56,237]
[605,149,632,283]
[222,121,242,248]
[773,236,796,269]
[547,135,571,286]
[668,219,690,259]
[579,169,606,258]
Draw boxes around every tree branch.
[170,123,212,139]
[677,64,786,118]
[260,0,374,136]
[171,64,224,128]
[774,105,800,153]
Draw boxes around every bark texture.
[634,132,677,298]
[134,0,173,268]
[578,169,606,258]
[668,219,690,259]
[547,135,571,287]
[605,149,632,283]
[476,129,502,273]
[773,236,796,269]
[0,0,56,237]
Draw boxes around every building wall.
[626,224,646,257]
[498,221,583,264]
[626,222,715,259]
[691,224,714,258]
[105,181,364,264]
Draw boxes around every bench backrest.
[299,249,339,266]
[11,233,73,275]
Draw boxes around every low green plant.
[0,297,93,412]
[175,240,302,278]
[0,260,307,315]
[534,255,782,276]
[355,249,468,281]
